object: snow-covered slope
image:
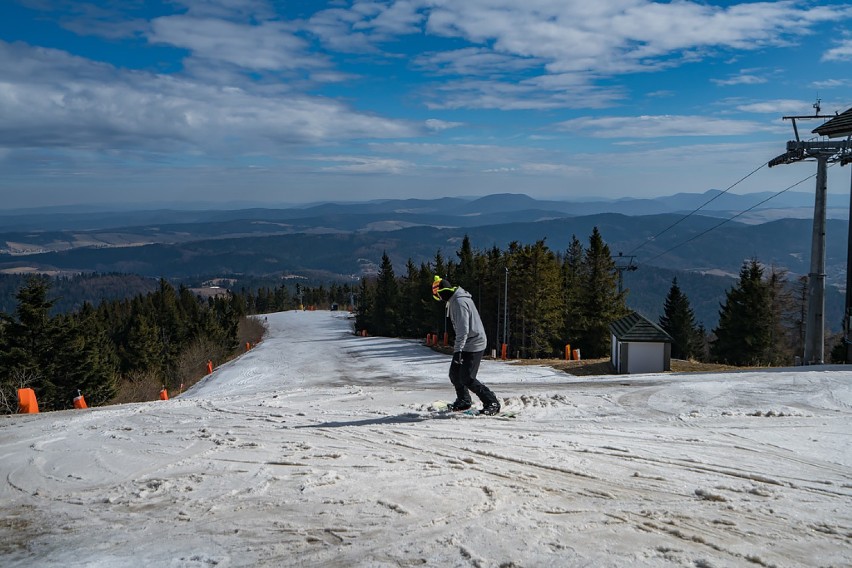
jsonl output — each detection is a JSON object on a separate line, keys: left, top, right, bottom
{"left": 1, "top": 311, "right": 850, "bottom": 567}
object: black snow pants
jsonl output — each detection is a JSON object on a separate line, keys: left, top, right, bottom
{"left": 449, "top": 350, "right": 498, "bottom": 406}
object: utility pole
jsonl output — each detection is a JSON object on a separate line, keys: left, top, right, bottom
{"left": 768, "top": 103, "right": 851, "bottom": 364}
{"left": 503, "top": 267, "right": 509, "bottom": 349}
{"left": 613, "top": 252, "right": 638, "bottom": 294}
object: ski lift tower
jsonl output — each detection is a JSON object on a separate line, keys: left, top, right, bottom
{"left": 814, "top": 107, "right": 852, "bottom": 363}
{"left": 768, "top": 102, "right": 852, "bottom": 364}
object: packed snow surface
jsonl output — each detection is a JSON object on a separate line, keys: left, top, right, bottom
{"left": 1, "top": 311, "right": 850, "bottom": 567}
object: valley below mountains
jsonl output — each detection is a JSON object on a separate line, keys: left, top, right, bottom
{"left": 0, "top": 192, "right": 847, "bottom": 331}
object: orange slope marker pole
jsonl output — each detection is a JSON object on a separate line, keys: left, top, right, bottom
{"left": 73, "top": 390, "right": 88, "bottom": 409}
{"left": 17, "top": 388, "right": 39, "bottom": 414}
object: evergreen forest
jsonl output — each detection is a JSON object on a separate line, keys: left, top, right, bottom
{"left": 1, "top": 227, "right": 846, "bottom": 414}
{"left": 355, "top": 230, "right": 632, "bottom": 360}
{"left": 353, "top": 231, "right": 846, "bottom": 366}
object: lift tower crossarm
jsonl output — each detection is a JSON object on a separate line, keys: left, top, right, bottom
{"left": 781, "top": 115, "right": 834, "bottom": 143}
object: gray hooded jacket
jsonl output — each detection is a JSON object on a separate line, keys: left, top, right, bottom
{"left": 447, "top": 286, "right": 487, "bottom": 353}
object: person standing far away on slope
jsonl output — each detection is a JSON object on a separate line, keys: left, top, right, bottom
{"left": 432, "top": 276, "right": 501, "bottom": 415}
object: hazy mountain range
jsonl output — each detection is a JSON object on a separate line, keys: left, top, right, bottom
{"left": 0, "top": 189, "right": 848, "bottom": 233}
{"left": 0, "top": 191, "right": 847, "bottom": 331}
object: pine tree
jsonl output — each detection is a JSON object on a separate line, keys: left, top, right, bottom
{"left": 432, "top": 250, "right": 447, "bottom": 281}
{"left": 766, "top": 266, "right": 796, "bottom": 365}
{"left": 561, "top": 235, "right": 584, "bottom": 351}
{"left": 398, "top": 259, "right": 426, "bottom": 338}
{"left": 124, "top": 312, "right": 163, "bottom": 374}
{"left": 372, "top": 252, "right": 399, "bottom": 337}
{"left": 5, "top": 277, "right": 61, "bottom": 408}
{"left": 578, "top": 228, "right": 629, "bottom": 358}
{"left": 503, "top": 241, "right": 523, "bottom": 354}
{"left": 712, "top": 259, "right": 773, "bottom": 366}
{"left": 455, "top": 235, "right": 477, "bottom": 294}
{"left": 511, "top": 240, "right": 564, "bottom": 358}
{"left": 430, "top": 250, "right": 451, "bottom": 338}
{"left": 272, "top": 285, "right": 291, "bottom": 311}
{"left": 0, "top": 312, "right": 15, "bottom": 414}
{"left": 151, "top": 279, "right": 184, "bottom": 373}
{"left": 482, "top": 245, "right": 505, "bottom": 350}
{"left": 51, "top": 308, "right": 118, "bottom": 408}
{"left": 354, "top": 278, "right": 375, "bottom": 335}
{"left": 659, "top": 278, "right": 701, "bottom": 360}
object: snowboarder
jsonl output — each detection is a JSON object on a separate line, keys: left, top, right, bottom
{"left": 432, "top": 275, "right": 501, "bottom": 415}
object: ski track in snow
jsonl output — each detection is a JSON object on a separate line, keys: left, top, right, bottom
{"left": 1, "top": 310, "right": 850, "bottom": 567}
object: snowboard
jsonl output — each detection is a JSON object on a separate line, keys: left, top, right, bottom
{"left": 430, "top": 400, "right": 518, "bottom": 419}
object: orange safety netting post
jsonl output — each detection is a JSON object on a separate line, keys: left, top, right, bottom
{"left": 73, "top": 390, "right": 88, "bottom": 409}
{"left": 443, "top": 332, "right": 449, "bottom": 347}
{"left": 159, "top": 387, "right": 169, "bottom": 401}
{"left": 246, "top": 342, "right": 251, "bottom": 351}
{"left": 17, "top": 388, "right": 39, "bottom": 414}
{"left": 206, "top": 360, "right": 213, "bottom": 374}
{"left": 572, "top": 348, "right": 581, "bottom": 361}
{"left": 565, "top": 344, "right": 572, "bottom": 360}
{"left": 501, "top": 343, "right": 508, "bottom": 360}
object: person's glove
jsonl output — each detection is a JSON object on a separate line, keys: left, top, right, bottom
{"left": 451, "top": 352, "right": 463, "bottom": 365}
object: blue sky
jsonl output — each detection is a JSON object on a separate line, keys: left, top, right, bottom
{"left": 1, "top": 0, "right": 851, "bottom": 210}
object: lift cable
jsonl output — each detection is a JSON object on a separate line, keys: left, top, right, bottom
{"left": 626, "top": 161, "right": 768, "bottom": 256}
{"left": 639, "top": 170, "right": 820, "bottom": 266}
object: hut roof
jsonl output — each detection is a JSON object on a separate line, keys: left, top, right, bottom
{"left": 812, "top": 107, "right": 852, "bottom": 138}
{"left": 610, "top": 312, "right": 673, "bottom": 343}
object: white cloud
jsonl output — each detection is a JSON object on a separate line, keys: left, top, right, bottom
{"left": 811, "top": 78, "right": 852, "bottom": 89}
{"left": 474, "top": 163, "right": 589, "bottom": 176}
{"left": 712, "top": 74, "right": 768, "bottom": 86}
{"left": 298, "top": 0, "right": 852, "bottom": 81}
{"left": 822, "top": 39, "right": 852, "bottom": 62}
{"left": 304, "top": 7, "right": 378, "bottom": 53}
{"left": 305, "top": 1, "right": 427, "bottom": 53}
{"left": 519, "top": 162, "right": 590, "bottom": 176}
{"left": 354, "top": 0, "right": 425, "bottom": 37}
{"left": 414, "top": 48, "right": 539, "bottom": 77}
{"left": 170, "top": 0, "right": 276, "bottom": 20}
{"left": 426, "top": 77, "right": 624, "bottom": 111}
{"left": 425, "top": 119, "right": 463, "bottom": 131}
{"left": 363, "top": 141, "right": 585, "bottom": 172}
{"left": 148, "top": 16, "right": 323, "bottom": 72}
{"left": 319, "top": 1, "right": 852, "bottom": 111}
{"left": 556, "top": 115, "right": 779, "bottom": 138}
{"left": 735, "top": 100, "right": 814, "bottom": 114}
{"left": 0, "top": 41, "right": 417, "bottom": 154}
{"left": 365, "top": 141, "right": 530, "bottom": 164}
{"left": 318, "top": 156, "right": 412, "bottom": 174}
{"left": 417, "top": 0, "right": 847, "bottom": 76}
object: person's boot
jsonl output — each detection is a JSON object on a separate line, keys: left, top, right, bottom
{"left": 448, "top": 399, "right": 472, "bottom": 411}
{"left": 470, "top": 383, "right": 499, "bottom": 414}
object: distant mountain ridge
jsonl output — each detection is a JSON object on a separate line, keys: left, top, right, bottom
{"left": 0, "top": 190, "right": 846, "bottom": 232}
{"left": 0, "top": 192, "right": 847, "bottom": 332}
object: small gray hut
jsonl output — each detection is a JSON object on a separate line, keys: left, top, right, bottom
{"left": 609, "top": 312, "right": 673, "bottom": 374}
